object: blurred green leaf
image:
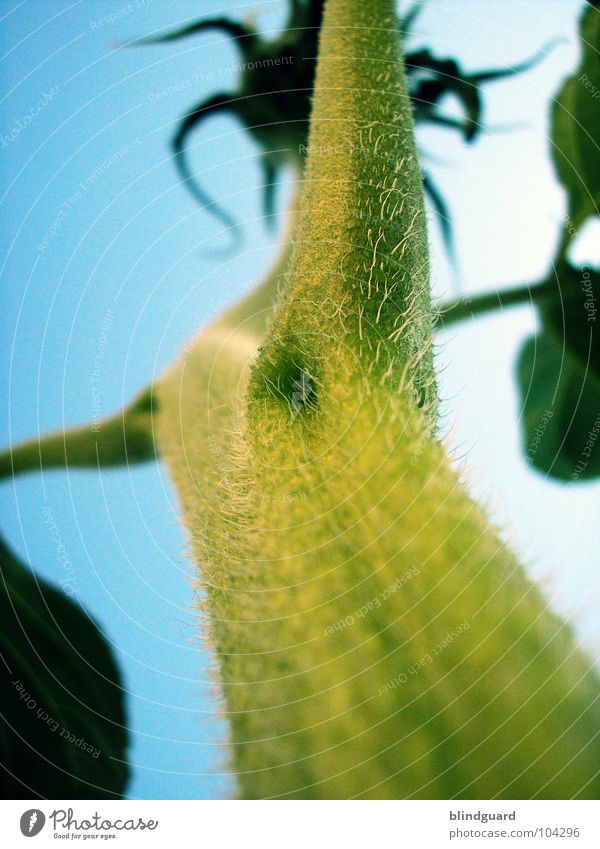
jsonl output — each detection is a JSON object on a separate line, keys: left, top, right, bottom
{"left": 551, "top": 1, "right": 600, "bottom": 238}
{"left": 517, "top": 266, "right": 600, "bottom": 479}
{"left": 516, "top": 0, "right": 600, "bottom": 482}
{"left": 541, "top": 263, "right": 600, "bottom": 376}
{"left": 0, "top": 536, "right": 129, "bottom": 798}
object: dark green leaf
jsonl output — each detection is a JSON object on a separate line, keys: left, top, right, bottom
{"left": 0, "top": 536, "right": 129, "bottom": 798}
{"left": 541, "top": 263, "right": 600, "bottom": 378}
{"left": 517, "top": 319, "right": 600, "bottom": 481}
{"left": 551, "top": 2, "right": 600, "bottom": 237}
{"left": 517, "top": 0, "right": 600, "bottom": 482}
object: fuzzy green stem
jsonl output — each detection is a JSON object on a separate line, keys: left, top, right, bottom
{"left": 0, "top": 388, "right": 157, "bottom": 479}
{"left": 149, "top": 0, "right": 600, "bottom": 801}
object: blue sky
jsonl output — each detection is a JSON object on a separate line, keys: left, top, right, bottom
{"left": 1, "top": 0, "right": 598, "bottom": 799}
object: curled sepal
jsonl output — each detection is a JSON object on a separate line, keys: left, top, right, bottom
{"left": 127, "top": 17, "right": 259, "bottom": 53}
{"left": 406, "top": 42, "right": 555, "bottom": 142}
{"left": 171, "top": 92, "right": 243, "bottom": 242}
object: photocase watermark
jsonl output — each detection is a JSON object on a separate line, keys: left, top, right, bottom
{"left": 80, "top": 137, "right": 143, "bottom": 192}
{"left": 378, "top": 620, "right": 470, "bottom": 695}
{"left": 37, "top": 138, "right": 142, "bottom": 253}
{"left": 20, "top": 809, "right": 46, "bottom": 837}
{"left": 49, "top": 807, "right": 158, "bottom": 834}
{"left": 90, "top": 309, "right": 116, "bottom": 430}
{"left": 299, "top": 140, "right": 401, "bottom": 166}
{"left": 526, "top": 409, "right": 553, "bottom": 465}
{"left": 579, "top": 72, "right": 600, "bottom": 100}
{"left": 42, "top": 504, "right": 78, "bottom": 596}
{"left": 147, "top": 55, "right": 294, "bottom": 103}
{"left": 11, "top": 680, "right": 101, "bottom": 759}
{"left": 581, "top": 265, "right": 597, "bottom": 322}
{"left": 18, "top": 806, "right": 160, "bottom": 839}
{"left": 324, "top": 566, "right": 420, "bottom": 636}
{"left": 571, "top": 410, "right": 600, "bottom": 481}
{"left": 89, "top": 0, "right": 154, "bottom": 31}
{"left": 0, "top": 86, "right": 59, "bottom": 149}
{"left": 302, "top": 199, "right": 403, "bottom": 228}
{"left": 256, "top": 491, "right": 308, "bottom": 504}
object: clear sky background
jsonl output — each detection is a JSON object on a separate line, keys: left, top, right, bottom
{"left": 1, "top": 0, "right": 598, "bottom": 799}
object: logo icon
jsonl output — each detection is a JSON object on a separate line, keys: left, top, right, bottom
{"left": 19, "top": 810, "right": 45, "bottom": 837}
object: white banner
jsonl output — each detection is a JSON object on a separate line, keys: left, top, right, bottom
{"left": 1, "top": 800, "right": 599, "bottom": 848}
